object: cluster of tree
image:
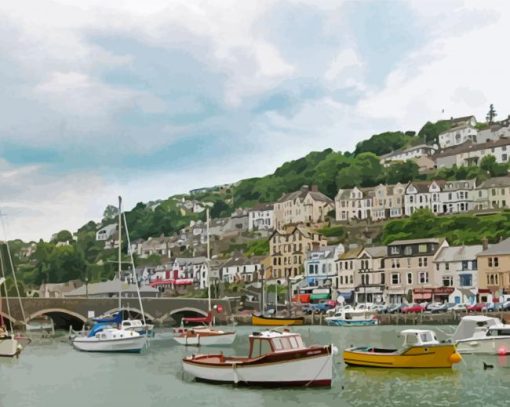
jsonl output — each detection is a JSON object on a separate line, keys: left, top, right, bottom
{"left": 381, "top": 209, "right": 510, "bottom": 246}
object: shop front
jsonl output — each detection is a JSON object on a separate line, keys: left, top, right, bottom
{"left": 412, "top": 287, "right": 454, "bottom": 303}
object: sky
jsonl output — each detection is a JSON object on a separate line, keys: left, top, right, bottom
{"left": 0, "top": 0, "right": 509, "bottom": 241}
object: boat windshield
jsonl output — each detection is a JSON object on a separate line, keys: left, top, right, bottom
{"left": 271, "top": 335, "right": 305, "bottom": 351}
{"left": 251, "top": 338, "right": 272, "bottom": 357}
{"left": 487, "top": 328, "right": 510, "bottom": 336}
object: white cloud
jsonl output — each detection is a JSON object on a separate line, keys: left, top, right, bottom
{"left": 358, "top": 1, "right": 510, "bottom": 129}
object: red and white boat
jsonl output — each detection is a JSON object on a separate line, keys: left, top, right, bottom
{"left": 172, "top": 312, "right": 236, "bottom": 346}
{"left": 182, "top": 330, "right": 335, "bottom": 387}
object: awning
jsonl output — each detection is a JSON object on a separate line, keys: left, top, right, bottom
{"left": 414, "top": 293, "right": 432, "bottom": 300}
{"left": 150, "top": 278, "right": 194, "bottom": 287}
{"left": 310, "top": 293, "right": 330, "bottom": 300}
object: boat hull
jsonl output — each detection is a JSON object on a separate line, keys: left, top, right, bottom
{"left": 456, "top": 337, "right": 510, "bottom": 354}
{"left": 326, "top": 318, "right": 377, "bottom": 327}
{"left": 72, "top": 335, "right": 146, "bottom": 353}
{"left": 343, "top": 344, "right": 460, "bottom": 368}
{"left": 183, "top": 347, "right": 332, "bottom": 387}
{"left": 0, "top": 338, "right": 22, "bottom": 357}
{"left": 173, "top": 332, "right": 236, "bottom": 346}
{"left": 251, "top": 315, "right": 304, "bottom": 326}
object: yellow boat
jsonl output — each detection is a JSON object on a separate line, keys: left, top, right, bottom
{"left": 343, "top": 329, "right": 462, "bottom": 368}
{"left": 251, "top": 314, "right": 305, "bottom": 326}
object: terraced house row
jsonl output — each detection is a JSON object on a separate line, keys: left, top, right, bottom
{"left": 335, "top": 176, "right": 510, "bottom": 222}
{"left": 302, "top": 237, "right": 510, "bottom": 306}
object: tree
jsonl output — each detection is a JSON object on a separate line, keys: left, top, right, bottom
{"left": 486, "top": 104, "right": 497, "bottom": 124}
{"left": 354, "top": 131, "right": 413, "bottom": 156}
{"left": 102, "top": 205, "right": 119, "bottom": 222}
{"left": 51, "top": 230, "right": 73, "bottom": 243}
{"left": 210, "top": 200, "right": 231, "bottom": 218}
{"left": 384, "top": 161, "right": 420, "bottom": 184}
{"left": 480, "top": 155, "right": 508, "bottom": 177}
{"left": 418, "top": 120, "right": 451, "bottom": 145}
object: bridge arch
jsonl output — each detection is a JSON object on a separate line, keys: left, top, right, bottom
{"left": 0, "top": 311, "right": 17, "bottom": 329}
{"left": 166, "top": 307, "right": 209, "bottom": 326}
{"left": 103, "top": 307, "right": 156, "bottom": 322}
{"left": 26, "top": 308, "right": 87, "bottom": 330}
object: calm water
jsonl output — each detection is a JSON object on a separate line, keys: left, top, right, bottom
{"left": 1, "top": 325, "right": 510, "bottom": 407}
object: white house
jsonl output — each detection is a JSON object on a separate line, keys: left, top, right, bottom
{"left": 219, "top": 256, "right": 264, "bottom": 283}
{"left": 248, "top": 204, "right": 274, "bottom": 231}
{"left": 433, "top": 245, "right": 484, "bottom": 304}
{"left": 438, "top": 116, "right": 478, "bottom": 148}
{"left": 380, "top": 144, "right": 437, "bottom": 166}
{"left": 304, "top": 244, "right": 345, "bottom": 288}
{"left": 438, "top": 179, "right": 477, "bottom": 214}
{"left": 404, "top": 181, "right": 444, "bottom": 216}
{"left": 435, "top": 138, "right": 510, "bottom": 169}
{"left": 354, "top": 246, "right": 387, "bottom": 304}
{"left": 96, "top": 224, "right": 117, "bottom": 241}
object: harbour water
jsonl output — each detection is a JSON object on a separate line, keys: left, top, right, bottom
{"left": 1, "top": 325, "right": 510, "bottom": 407}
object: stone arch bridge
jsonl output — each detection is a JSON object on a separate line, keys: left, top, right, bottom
{"left": 0, "top": 297, "right": 235, "bottom": 329}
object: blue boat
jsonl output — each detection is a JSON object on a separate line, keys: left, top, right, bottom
{"left": 325, "top": 309, "right": 378, "bottom": 327}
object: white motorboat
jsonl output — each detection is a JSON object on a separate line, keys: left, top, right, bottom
{"left": 0, "top": 330, "right": 23, "bottom": 358}
{"left": 453, "top": 315, "right": 510, "bottom": 355}
{"left": 72, "top": 325, "right": 146, "bottom": 353}
{"left": 182, "top": 330, "right": 334, "bottom": 387}
{"left": 173, "top": 326, "right": 236, "bottom": 346}
{"left": 120, "top": 319, "right": 155, "bottom": 337}
{"left": 325, "top": 309, "right": 378, "bottom": 327}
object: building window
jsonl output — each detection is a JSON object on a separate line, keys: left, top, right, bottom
{"left": 489, "top": 257, "right": 499, "bottom": 267}
{"left": 443, "top": 276, "right": 453, "bottom": 287}
{"left": 445, "top": 262, "right": 449, "bottom": 271}
{"left": 391, "top": 273, "right": 400, "bottom": 285}
{"left": 419, "top": 272, "right": 429, "bottom": 284}
{"left": 390, "top": 246, "right": 400, "bottom": 255}
{"left": 418, "top": 244, "right": 427, "bottom": 253}
{"left": 461, "top": 261, "right": 469, "bottom": 270}
{"left": 407, "top": 272, "right": 412, "bottom": 285}
{"left": 460, "top": 274, "right": 472, "bottom": 287}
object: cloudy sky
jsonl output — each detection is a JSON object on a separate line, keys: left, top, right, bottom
{"left": 0, "top": 0, "right": 509, "bottom": 241}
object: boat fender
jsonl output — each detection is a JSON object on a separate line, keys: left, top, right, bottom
{"left": 331, "top": 345, "right": 339, "bottom": 355}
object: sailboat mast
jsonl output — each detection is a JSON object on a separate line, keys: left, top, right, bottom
{"left": 0, "top": 246, "right": 13, "bottom": 336}
{"left": 206, "top": 208, "right": 211, "bottom": 315}
{"left": 117, "top": 196, "right": 122, "bottom": 311}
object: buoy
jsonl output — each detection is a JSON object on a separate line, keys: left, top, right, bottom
{"left": 449, "top": 352, "right": 462, "bottom": 364}
{"left": 498, "top": 347, "right": 507, "bottom": 356}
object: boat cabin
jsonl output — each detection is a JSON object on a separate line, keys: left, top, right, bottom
{"left": 400, "top": 330, "right": 440, "bottom": 347}
{"left": 452, "top": 316, "right": 502, "bottom": 342}
{"left": 248, "top": 331, "right": 306, "bottom": 358}
{"left": 485, "top": 325, "right": 510, "bottom": 337}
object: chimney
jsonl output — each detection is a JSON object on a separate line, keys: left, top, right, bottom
{"left": 311, "top": 184, "right": 319, "bottom": 192}
{"left": 301, "top": 185, "right": 309, "bottom": 192}
{"left": 482, "top": 237, "right": 489, "bottom": 250}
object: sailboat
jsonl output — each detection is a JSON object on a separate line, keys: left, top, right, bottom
{"left": 172, "top": 209, "right": 236, "bottom": 346}
{"left": 0, "top": 277, "right": 23, "bottom": 357}
{"left": 251, "top": 275, "right": 304, "bottom": 326}
{"left": 72, "top": 197, "right": 147, "bottom": 353}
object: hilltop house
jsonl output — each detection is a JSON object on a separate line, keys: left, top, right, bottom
{"left": 438, "top": 115, "right": 478, "bottom": 148}
{"left": 248, "top": 203, "right": 274, "bottom": 231}
{"left": 335, "top": 187, "right": 374, "bottom": 222}
{"left": 96, "top": 224, "right": 117, "bottom": 241}
{"left": 379, "top": 144, "right": 437, "bottom": 167}
{"left": 273, "top": 185, "right": 333, "bottom": 230}
{"left": 435, "top": 138, "right": 510, "bottom": 168}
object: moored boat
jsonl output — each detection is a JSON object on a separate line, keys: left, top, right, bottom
{"left": 72, "top": 323, "right": 146, "bottom": 353}
{"left": 173, "top": 326, "right": 236, "bottom": 346}
{"left": 251, "top": 314, "right": 305, "bottom": 326}
{"left": 343, "top": 329, "right": 462, "bottom": 368}
{"left": 182, "top": 330, "right": 334, "bottom": 387}
{"left": 453, "top": 315, "right": 510, "bottom": 355}
{"left": 325, "top": 309, "right": 378, "bottom": 327}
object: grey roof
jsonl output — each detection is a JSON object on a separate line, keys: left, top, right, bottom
{"left": 478, "top": 238, "right": 510, "bottom": 256}
{"left": 364, "top": 246, "right": 387, "bottom": 258}
{"left": 388, "top": 238, "right": 444, "bottom": 246}
{"left": 380, "top": 144, "right": 435, "bottom": 160}
{"left": 336, "top": 187, "right": 375, "bottom": 200}
{"left": 221, "top": 256, "right": 265, "bottom": 268}
{"left": 249, "top": 203, "right": 274, "bottom": 211}
{"left": 479, "top": 176, "right": 510, "bottom": 188}
{"left": 174, "top": 257, "right": 208, "bottom": 265}
{"left": 443, "top": 179, "right": 477, "bottom": 191}
{"left": 435, "top": 138, "right": 510, "bottom": 159}
{"left": 65, "top": 279, "right": 158, "bottom": 297}
{"left": 277, "top": 186, "right": 333, "bottom": 204}
{"left": 434, "top": 245, "right": 484, "bottom": 262}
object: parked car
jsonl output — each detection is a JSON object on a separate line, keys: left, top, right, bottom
{"left": 302, "top": 301, "right": 335, "bottom": 314}
{"left": 430, "top": 303, "right": 449, "bottom": 313}
{"left": 502, "top": 301, "right": 510, "bottom": 311}
{"left": 386, "top": 303, "right": 407, "bottom": 314}
{"left": 467, "top": 303, "right": 486, "bottom": 313}
{"left": 486, "top": 302, "right": 505, "bottom": 312}
{"left": 425, "top": 302, "right": 442, "bottom": 312}
{"left": 374, "top": 304, "right": 388, "bottom": 313}
{"left": 402, "top": 303, "right": 425, "bottom": 314}
{"left": 449, "top": 303, "right": 468, "bottom": 312}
